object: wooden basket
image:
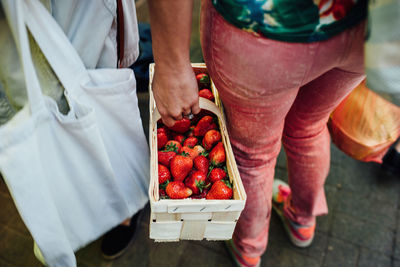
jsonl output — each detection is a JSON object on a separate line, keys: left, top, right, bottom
{"left": 148, "top": 63, "right": 246, "bottom": 242}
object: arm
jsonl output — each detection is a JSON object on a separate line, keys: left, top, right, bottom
{"left": 148, "top": 0, "right": 200, "bottom": 127}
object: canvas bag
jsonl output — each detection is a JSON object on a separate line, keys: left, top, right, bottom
{"left": 22, "top": 0, "right": 150, "bottom": 214}
{"left": 0, "top": 0, "right": 149, "bottom": 266}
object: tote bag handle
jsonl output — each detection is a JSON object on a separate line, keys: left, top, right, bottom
{"left": 2, "top": 0, "right": 46, "bottom": 114}
{"left": 20, "top": 0, "right": 89, "bottom": 97}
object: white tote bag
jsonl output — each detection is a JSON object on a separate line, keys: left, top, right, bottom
{"left": 0, "top": 0, "right": 149, "bottom": 266}
{"left": 22, "top": 0, "right": 150, "bottom": 214}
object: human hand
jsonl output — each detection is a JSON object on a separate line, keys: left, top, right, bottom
{"left": 152, "top": 63, "right": 201, "bottom": 127}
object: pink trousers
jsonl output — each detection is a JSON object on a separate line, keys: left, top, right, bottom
{"left": 201, "top": 0, "right": 366, "bottom": 257}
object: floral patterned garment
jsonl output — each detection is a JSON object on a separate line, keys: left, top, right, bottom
{"left": 212, "top": 0, "right": 367, "bottom": 42}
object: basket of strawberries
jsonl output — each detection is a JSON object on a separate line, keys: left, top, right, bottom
{"left": 148, "top": 63, "right": 246, "bottom": 241}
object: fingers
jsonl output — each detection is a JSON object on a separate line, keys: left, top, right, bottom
{"left": 152, "top": 65, "right": 200, "bottom": 127}
{"left": 182, "top": 107, "right": 192, "bottom": 117}
{"left": 158, "top": 99, "right": 199, "bottom": 127}
{"left": 191, "top": 100, "right": 201, "bottom": 115}
{"left": 161, "top": 116, "right": 176, "bottom": 128}
{"left": 158, "top": 106, "right": 182, "bottom": 127}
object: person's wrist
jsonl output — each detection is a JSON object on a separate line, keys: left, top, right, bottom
{"left": 154, "top": 57, "right": 192, "bottom": 74}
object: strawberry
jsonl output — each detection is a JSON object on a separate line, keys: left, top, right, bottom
{"left": 173, "top": 133, "right": 185, "bottom": 144}
{"left": 166, "top": 181, "right": 193, "bottom": 199}
{"left": 158, "top": 140, "right": 180, "bottom": 166}
{"left": 158, "top": 126, "right": 171, "bottom": 137}
{"left": 202, "top": 129, "right": 222, "bottom": 150}
{"left": 196, "top": 73, "right": 210, "bottom": 89}
{"left": 165, "top": 140, "right": 182, "bottom": 153}
{"left": 209, "top": 142, "right": 226, "bottom": 166}
{"left": 191, "top": 111, "right": 204, "bottom": 125}
{"left": 181, "top": 145, "right": 205, "bottom": 160}
{"left": 170, "top": 154, "right": 193, "bottom": 182}
{"left": 158, "top": 151, "right": 176, "bottom": 167}
{"left": 206, "top": 180, "right": 233, "bottom": 200}
{"left": 193, "top": 155, "right": 209, "bottom": 174}
{"left": 209, "top": 167, "right": 227, "bottom": 183}
{"left": 193, "top": 145, "right": 205, "bottom": 157}
{"left": 158, "top": 164, "right": 171, "bottom": 184}
{"left": 180, "top": 146, "right": 197, "bottom": 160}
{"left": 159, "top": 189, "right": 167, "bottom": 199}
{"left": 199, "top": 188, "right": 209, "bottom": 199}
{"left": 187, "top": 125, "right": 196, "bottom": 137}
{"left": 191, "top": 110, "right": 215, "bottom": 125}
{"left": 157, "top": 128, "right": 169, "bottom": 150}
{"left": 194, "top": 116, "right": 217, "bottom": 137}
{"left": 191, "top": 189, "right": 209, "bottom": 199}
{"left": 168, "top": 118, "right": 191, "bottom": 133}
{"left": 186, "top": 169, "right": 196, "bottom": 180}
{"left": 199, "top": 88, "right": 214, "bottom": 101}
{"left": 183, "top": 136, "right": 198, "bottom": 148}
{"left": 185, "top": 170, "right": 209, "bottom": 195}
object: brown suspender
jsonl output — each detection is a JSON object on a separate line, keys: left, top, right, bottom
{"left": 116, "top": 0, "right": 125, "bottom": 68}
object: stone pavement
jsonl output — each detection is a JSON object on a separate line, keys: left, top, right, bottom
{"left": 1, "top": 0, "right": 400, "bottom": 266}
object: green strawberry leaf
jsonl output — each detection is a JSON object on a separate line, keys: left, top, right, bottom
{"left": 164, "top": 143, "right": 178, "bottom": 152}
{"left": 207, "top": 165, "right": 215, "bottom": 177}
{"left": 210, "top": 160, "right": 223, "bottom": 168}
{"left": 223, "top": 179, "right": 232, "bottom": 189}
{"left": 180, "top": 151, "right": 190, "bottom": 157}
{"left": 200, "top": 151, "right": 209, "bottom": 157}
{"left": 159, "top": 180, "right": 170, "bottom": 190}
{"left": 200, "top": 75, "right": 210, "bottom": 83}
{"left": 223, "top": 166, "right": 229, "bottom": 178}
{"left": 195, "top": 180, "right": 205, "bottom": 193}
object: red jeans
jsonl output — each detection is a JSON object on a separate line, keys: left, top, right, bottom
{"left": 201, "top": 0, "right": 366, "bottom": 258}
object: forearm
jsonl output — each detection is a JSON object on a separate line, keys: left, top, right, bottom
{"left": 147, "top": 0, "right": 200, "bottom": 126}
{"left": 148, "top": 0, "right": 193, "bottom": 70}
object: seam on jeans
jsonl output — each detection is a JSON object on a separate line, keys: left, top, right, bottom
{"left": 298, "top": 43, "right": 320, "bottom": 87}
{"left": 338, "top": 21, "right": 366, "bottom": 66}
{"left": 339, "top": 30, "right": 353, "bottom": 66}
{"left": 282, "top": 125, "right": 327, "bottom": 143}
{"left": 208, "top": 6, "right": 234, "bottom": 92}
{"left": 329, "top": 67, "right": 365, "bottom": 76}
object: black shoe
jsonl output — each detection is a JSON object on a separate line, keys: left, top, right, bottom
{"left": 382, "top": 148, "right": 400, "bottom": 176}
{"left": 101, "top": 209, "right": 143, "bottom": 260}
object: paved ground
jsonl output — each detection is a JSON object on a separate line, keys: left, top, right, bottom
{"left": 1, "top": 1, "right": 400, "bottom": 266}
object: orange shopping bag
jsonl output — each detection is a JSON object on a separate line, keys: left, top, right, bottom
{"left": 328, "top": 81, "right": 400, "bottom": 163}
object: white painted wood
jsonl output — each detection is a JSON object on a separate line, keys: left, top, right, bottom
{"left": 150, "top": 220, "right": 182, "bottom": 240}
{"left": 204, "top": 221, "right": 236, "bottom": 240}
{"left": 180, "top": 221, "right": 206, "bottom": 240}
{"left": 180, "top": 212, "right": 212, "bottom": 221}
{"left": 211, "top": 211, "right": 241, "bottom": 222}
{"left": 154, "top": 213, "right": 178, "bottom": 222}
{"left": 167, "top": 201, "right": 245, "bottom": 213}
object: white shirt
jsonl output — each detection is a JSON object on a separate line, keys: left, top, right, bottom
{"left": 0, "top": 0, "right": 139, "bottom": 124}
{"left": 50, "top": 0, "right": 139, "bottom": 68}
